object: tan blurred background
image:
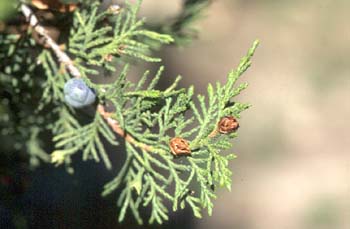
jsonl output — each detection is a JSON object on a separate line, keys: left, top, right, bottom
{"left": 140, "top": 0, "right": 350, "bottom": 228}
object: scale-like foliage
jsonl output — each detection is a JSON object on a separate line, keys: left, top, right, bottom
{"left": 88, "top": 42, "right": 258, "bottom": 223}
{"left": 68, "top": 1, "right": 173, "bottom": 75}
{"left": 99, "top": 41, "right": 258, "bottom": 223}
{"left": 52, "top": 109, "right": 118, "bottom": 169}
{"left": 0, "top": 0, "right": 259, "bottom": 225}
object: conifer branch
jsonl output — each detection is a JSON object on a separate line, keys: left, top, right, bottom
{"left": 97, "top": 104, "right": 165, "bottom": 154}
{"left": 10, "top": 1, "right": 259, "bottom": 224}
{"left": 21, "top": 3, "right": 158, "bottom": 157}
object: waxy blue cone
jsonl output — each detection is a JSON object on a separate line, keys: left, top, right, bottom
{"left": 64, "top": 78, "right": 96, "bottom": 108}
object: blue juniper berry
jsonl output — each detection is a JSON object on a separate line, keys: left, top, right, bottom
{"left": 64, "top": 78, "right": 96, "bottom": 108}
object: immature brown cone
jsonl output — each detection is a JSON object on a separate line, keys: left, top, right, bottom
{"left": 218, "top": 116, "right": 239, "bottom": 134}
{"left": 169, "top": 137, "right": 191, "bottom": 156}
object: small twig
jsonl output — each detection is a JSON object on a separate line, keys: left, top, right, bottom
{"left": 21, "top": 4, "right": 156, "bottom": 153}
{"left": 21, "top": 4, "right": 81, "bottom": 78}
{"left": 208, "top": 129, "right": 218, "bottom": 138}
{"left": 97, "top": 105, "right": 155, "bottom": 152}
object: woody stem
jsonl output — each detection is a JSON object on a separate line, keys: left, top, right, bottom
{"left": 21, "top": 3, "right": 157, "bottom": 153}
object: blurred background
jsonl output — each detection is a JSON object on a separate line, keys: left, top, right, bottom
{"left": 1, "top": 0, "right": 350, "bottom": 228}
{"left": 141, "top": 0, "right": 350, "bottom": 228}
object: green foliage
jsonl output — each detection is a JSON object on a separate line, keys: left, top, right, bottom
{"left": 0, "top": 0, "right": 259, "bottom": 225}
{"left": 0, "top": 32, "right": 50, "bottom": 166}
{"left": 68, "top": 1, "right": 173, "bottom": 75}
{"left": 38, "top": 50, "right": 70, "bottom": 107}
{"left": 101, "top": 40, "right": 257, "bottom": 224}
{"left": 52, "top": 108, "right": 118, "bottom": 170}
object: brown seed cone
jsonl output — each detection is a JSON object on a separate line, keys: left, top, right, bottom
{"left": 218, "top": 116, "right": 239, "bottom": 134}
{"left": 169, "top": 137, "right": 191, "bottom": 156}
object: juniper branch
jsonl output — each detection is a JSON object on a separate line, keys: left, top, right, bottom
{"left": 20, "top": 3, "right": 159, "bottom": 157}
{"left": 97, "top": 104, "right": 166, "bottom": 154}
{"left": 15, "top": 1, "right": 259, "bottom": 224}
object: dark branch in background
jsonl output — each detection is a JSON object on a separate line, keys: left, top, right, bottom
{"left": 153, "top": 0, "right": 211, "bottom": 45}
